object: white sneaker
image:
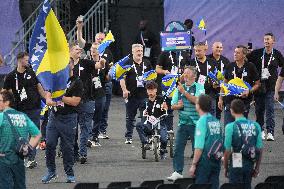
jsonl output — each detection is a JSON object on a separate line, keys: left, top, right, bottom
{"left": 261, "top": 131, "right": 266, "bottom": 140}
{"left": 266, "top": 133, "right": 274, "bottom": 141}
{"left": 25, "top": 160, "right": 37, "bottom": 169}
{"left": 98, "top": 133, "right": 104, "bottom": 139}
{"left": 125, "top": 138, "right": 132, "bottom": 144}
{"left": 167, "top": 171, "right": 183, "bottom": 181}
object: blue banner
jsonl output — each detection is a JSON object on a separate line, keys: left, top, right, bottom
{"left": 160, "top": 31, "right": 191, "bottom": 52}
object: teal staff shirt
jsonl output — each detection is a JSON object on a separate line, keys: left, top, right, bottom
{"left": 224, "top": 117, "right": 263, "bottom": 151}
{"left": 0, "top": 108, "right": 40, "bottom": 164}
{"left": 171, "top": 82, "right": 205, "bottom": 126}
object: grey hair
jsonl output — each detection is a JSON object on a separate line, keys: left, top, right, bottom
{"left": 184, "top": 66, "right": 197, "bottom": 77}
{"left": 132, "top": 44, "right": 143, "bottom": 50}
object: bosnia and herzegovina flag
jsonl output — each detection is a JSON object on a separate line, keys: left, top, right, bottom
{"left": 143, "top": 70, "right": 157, "bottom": 81}
{"left": 197, "top": 18, "right": 206, "bottom": 35}
{"left": 162, "top": 74, "right": 179, "bottom": 97}
{"left": 220, "top": 78, "right": 252, "bottom": 96}
{"left": 109, "top": 55, "right": 131, "bottom": 81}
{"left": 29, "top": 0, "right": 69, "bottom": 100}
{"left": 208, "top": 68, "right": 224, "bottom": 84}
{"left": 98, "top": 31, "right": 115, "bottom": 56}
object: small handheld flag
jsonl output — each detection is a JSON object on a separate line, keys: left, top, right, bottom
{"left": 109, "top": 55, "right": 131, "bottom": 81}
{"left": 143, "top": 70, "right": 157, "bottom": 81}
{"left": 98, "top": 31, "right": 115, "bottom": 56}
{"left": 197, "top": 18, "right": 206, "bottom": 35}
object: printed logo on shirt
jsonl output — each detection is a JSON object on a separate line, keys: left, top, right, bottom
{"left": 208, "top": 121, "right": 221, "bottom": 135}
{"left": 8, "top": 114, "right": 26, "bottom": 127}
{"left": 238, "top": 123, "right": 256, "bottom": 137}
{"left": 26, "top": 75, "right": 31, "bottom": 79}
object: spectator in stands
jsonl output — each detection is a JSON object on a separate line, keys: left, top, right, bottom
{"left": 189, "top": 94, "right": 223, "bottom": 189}
{"left": 274, "top": 66, "right": 284, "bottom": 134}
{"left": 0, "top": 53, "right": 3, "bottom": 67}
{"left": 0, "top": 90, "right": 41, "bottom": 189}
{"left": 167, "top": 66, "right": 205, "bottom": 181}
{"left": 184, "top": 19, "right": 195, "bottom": 59}
{"left": 247, "top": 33, "right": 284, "bottom": 141}
{"left": 218, "top": 45, "right": 260, "bottom": 126}
{"left": 3, "top": 52, "right": 46, "bottom": 169}
{"left": 120, "top": 44, "right": 152, "bottom": 144}
{"left": 42, "top": 58, "right": 83, "bottom": 184}
{"left": 224, "top": 99, "right": 263, "bottom": 189}
{"left": 134, "top": 19, "right": 159, "bottom": 68}
{"left": 207, "top": 42, "right": 230, "bottom": 120}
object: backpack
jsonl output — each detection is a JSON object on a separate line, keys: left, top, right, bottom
{"left": 204, "top": 116, "right": 224, "bottom": 162}
{"left": 235, "top": 121, "right": 260, "bottom": 162}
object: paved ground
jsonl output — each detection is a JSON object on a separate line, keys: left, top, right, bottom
{"left": 26, "top": 96, "right": 284, "bottom": 189}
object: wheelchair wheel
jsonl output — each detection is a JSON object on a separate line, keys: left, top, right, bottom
{"left": 168, "top": 132, "right": 174, "bottom": 158}
{"left": 153, "top": 136, "right": 159, "bottom": 162}
{"left": 142, "top": 146, "right": 146, "bottom": 159}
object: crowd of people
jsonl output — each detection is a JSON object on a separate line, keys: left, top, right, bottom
{"left": 0, "top": 17, "right": 284, "bottom": 189}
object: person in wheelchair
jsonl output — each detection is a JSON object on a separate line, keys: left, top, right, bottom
{"left": 136, "top": 81, "right": 168, "bottom": 159}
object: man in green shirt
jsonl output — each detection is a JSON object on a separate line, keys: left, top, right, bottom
{"left": 167, "top": 66, "right": 205, "bottom": 181}
{"left": 0, "top": 90, "right": 41, "bottom": 189}
{"left": 189, "top": 94, "right": 223, "bottom": 189}
{"left": 224, "top": 99, "right": 263, "bottom": 189}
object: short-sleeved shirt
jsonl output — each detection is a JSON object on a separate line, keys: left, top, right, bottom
{"left": 3, "top": 68, "right": 41, "bottom": 111}
{"left": 280, "top": 66, "right": 284, "bottom": 77}
{"left": 53, "top": 76, "right": 83, "bottom": 115}
{"left": 144, "top": 95, "right": 166, "bottom": 118}
{"left": 247, "top": 48, "right": 284, "bottom": 91}
{"left": 0, "top": 108, "right": 40, "bottom": 164}
{"left": 156, "top": 51, "right": 190, "bottom": 94}
{"left": 195, "top": 113, "right": 222, "bottom": 149}
{"left": 84, "top": 43, "right": 113, "bottom": 85}
{"left": 124, "top": 58, "right": 152, "bottom": 99}
{"left": 92, "top": 68, "right": 106, "bottom": 99}
{"left": 223, "top": 62, "right": 259, "bottom": 105}
{"left": 207, "top": 54, "right": 230, "bottom": 73}
{"left": 224, "top": 117, "right": 263, "bottom": 151}
{"left": 171, "top": 82, "right": 204, "bottom": 126}
{"left": 73, "top": 59, "right": 96, "bottom": 101}
{"left": 189, "top": 57, "right": 218, "bottom": 97}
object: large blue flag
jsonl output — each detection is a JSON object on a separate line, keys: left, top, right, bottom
{"left": 29, "top": 0, "right": 69, "bottom": 100}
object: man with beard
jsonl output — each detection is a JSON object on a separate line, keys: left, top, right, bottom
{"left": 3, "top": 52, "right": 46, "bottom": 168}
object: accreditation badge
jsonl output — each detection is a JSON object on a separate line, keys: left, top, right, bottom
{"left": 232, "top": 153, "right": 243, "bottom": 168}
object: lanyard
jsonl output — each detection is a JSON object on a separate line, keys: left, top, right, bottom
{"left": 262, "top": 48, "right": 274, "bottom": 69}
{"left": 233, "top": 66, "right": 246, "bottom": 79}
{"left": 140, "top": 32, "right": 146, "bottom": 46}
{"left": 146, "top": 99, "right": 157, "bottom": 114}
{"left": 220, "top": 60, "right": 224, "bottom": 73}
{"left": 133, "top": 61, "right": 145, "bottom": 77}
{"left": 195, "top": 58, "right": 209, "bottom": 75}
{"left": 169, "top": 51, "right": 182, "bottom": 71}
{"left": 15, "top": 72, "right": 26, "bottom": 91}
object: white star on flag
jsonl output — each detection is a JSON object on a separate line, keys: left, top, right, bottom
{"left": 33, "top": 43, "right": 44, "bottom": 53}
{"left": 42, "top": 4, "right": 48, "bottom": 13}
{"left": 31, "top": 54, "right": 39, "bottom": 63}
{"left": 41, "top": 26, "right": 46, "bottom": 33}
{"left": 37, "top": 34, "right": 46, "bottom": 44}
